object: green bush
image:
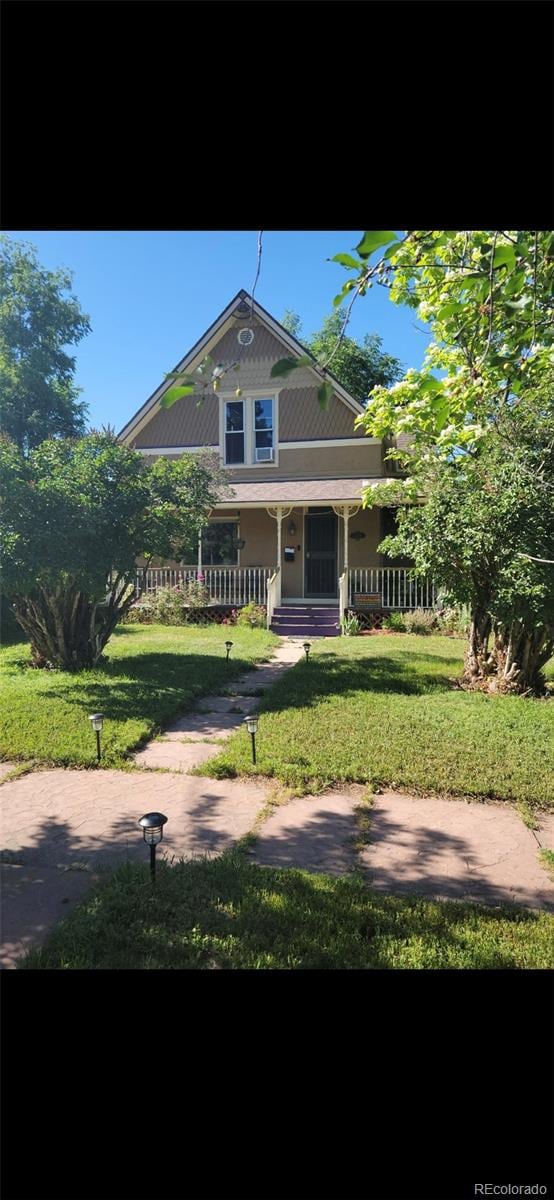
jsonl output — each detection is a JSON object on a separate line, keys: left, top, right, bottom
{"left": 436, "top": 606, "right": 470, "bottom": 637}
{"left": 382, "top": 611, "right": 406, "bottom": 632}
{"left": 341, "top": 611, "right": 361, "bottom": 636}
{"left": 236, "top": 602, "right": 266, "bottom": 629}
{"left": 403, "top": 608, "right": 437, "bottom": 634}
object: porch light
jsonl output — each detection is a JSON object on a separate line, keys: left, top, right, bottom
{"left": 232, "top": 537, "right": 246, "bottom": 550}
{"left": 225, "top": 640, "right": 233, "bottom": 661}
{"left": 138, "top": 812, "right": 168, "bottom": 886}
{"left": 287, "top": 520, "right": 296, "bottom": 536}
{"left": 244, "top": 715, "right": 258, "bottom": 764}
{"left": 303, "top": 642, "right": 311, "bottom": 662}
{"left": 88, "top": 713, "right": 104, "bottom": 761}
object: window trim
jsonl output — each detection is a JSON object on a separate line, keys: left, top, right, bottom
{"left": 220, "top": 389, "right": 280, "bottom": 468}
{"left": 224, "top": 398, "right": 245, "bottom": 466}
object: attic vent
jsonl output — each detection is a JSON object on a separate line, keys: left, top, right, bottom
{"left": 237, "top": 328, "right": 254, "bottom": 346}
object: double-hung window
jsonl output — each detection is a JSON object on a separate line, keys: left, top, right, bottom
{"left": 223, "top": 394, "right": 276, "bottom": 465}
{"left": 253, "top": 398, "right": 274, "bottom": 461}
{"left": 225, "top": 400, "right": 245, "bottom": 464}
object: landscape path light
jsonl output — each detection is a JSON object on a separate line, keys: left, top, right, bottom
{"left": 225, "top": 640, "right": 233, "bottom": 662}
{"left": 303, "top": 642, "right": 311, "bottom": 663}
{"left": 88, "top": 713, "right": 104, "bottom": 761}
{"left": 138, "top": 812, "right": 168, "bottom": 887}
{"left": 244, "top": 714, "right": 258, "bottom": 764}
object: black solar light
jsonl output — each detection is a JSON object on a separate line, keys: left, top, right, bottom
{"left": 138, "top": 812, "right": 168, "bottom": 886}
{"left": 249, "top": 616, "right": 256, "bottom": 629}
{"left": 303, "top": 642, "right": 311, "bottom": 663}
{"left": 244, "top": 715, "right": 259, "bottom": 764}
{"left": 225, "top": 640, "right": 233, "bottom": 662}
{"left": 88, "top": 713, "right": 104, "bottom": 761}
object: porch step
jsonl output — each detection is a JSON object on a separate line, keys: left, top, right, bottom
{"left": 271, "top": 606, "right": 340, "bottom": 638}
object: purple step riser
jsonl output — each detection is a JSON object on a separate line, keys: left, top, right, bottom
{"left": 271, "top": 626, "right": 339, "bottom": 637}
{"left": 272, "top": 620, "right": 339, "bottom": 629}
{"left": 273, "top": 608, "right": 339, "bottom": 615}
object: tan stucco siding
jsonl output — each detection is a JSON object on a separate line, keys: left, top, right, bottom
{"left": 224, "top": 443, "right": 383, "bottom": 481}
{"left": 137, "top": 505, "right": 385, "bottom": 578}
{"left": 279, "top": 388, "right": 363, "bottom": 440}
{"left": 133, "top": 394, "right": 219, "bottom": 448}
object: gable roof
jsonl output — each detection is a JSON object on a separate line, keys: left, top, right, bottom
{"left": 117, "top": 290, "right": 365, "bottom": 445}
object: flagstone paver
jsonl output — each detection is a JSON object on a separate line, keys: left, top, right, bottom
{"left": 0, "top": 768, "right": 268, "bottom": 967}
{"left": 252, "top": 789, "right": 363, "bottom": 875}
{"left": 358, "top": 791, "right": 554, "bottom": 911}
{"left": 131, "top": 637, "right": 306, "bottom": 771}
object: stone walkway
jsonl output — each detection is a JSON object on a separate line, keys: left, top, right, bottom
{"left": 1, "top": 637, "right": 553, "bottom": 966}
{"left": 133, "top": 638, "right": 304, "bottom": 771}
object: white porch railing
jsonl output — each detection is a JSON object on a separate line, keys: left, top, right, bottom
{"left": 136, "top": 567, "right": 271, "bottom": 606}
{"left": 348, "top": 567, "right": 437, "bottom": 609}
{"left": 266, "top": 568, "right": 280, "bottom": 629}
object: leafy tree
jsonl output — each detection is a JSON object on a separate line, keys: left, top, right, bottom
{"left": 0, "top": 433, "right": 226, "bottom": 668}
{"left": 0, "top": 236, "right": 91, "bottom": 453}
{"left": 377, "top": 375, "right": 554, "bottom": 693}
{"left": 280, "top": 308, "right": 403, "bottom": 406}
{"left": 273, "top": 230, "right": 553, "bottom": 457}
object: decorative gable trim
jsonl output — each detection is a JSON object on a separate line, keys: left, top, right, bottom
{"left": 118, "top": 290, "right": 366, "bottom": 446}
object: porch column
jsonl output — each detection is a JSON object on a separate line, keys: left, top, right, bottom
{"left": 266, "top": 506, "right": 293, "bottom": 606}
{"left": 332, "top": 504, "right": 360, "bottom": 599}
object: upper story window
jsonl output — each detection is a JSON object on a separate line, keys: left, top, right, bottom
{"left": 225, "top": 400, "right": 245, "bottom": 464}
{"left": 254, "top": 398, "right": 274, "bottom": 461}
{"left": 223, "top": 393, "right": 277, "bottom": 466}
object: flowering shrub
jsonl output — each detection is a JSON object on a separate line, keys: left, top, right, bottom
{"left": 180, "top": 579, "right": 210, "bottom": 608}
{"left": 236, "top": 602, "right": 266, "bottom": 628}
{"left": 121, "top": 595, "right": 156, "bottom": 624}
{"left": 402, "top": 608, "right": 437, "bottom": 634}
{"left": 220, "top": 609, "right": 238, "bottom": 626}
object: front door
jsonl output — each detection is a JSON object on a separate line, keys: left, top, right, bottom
{"left": 305, "top": 509, "right": 337, "bottom": 597}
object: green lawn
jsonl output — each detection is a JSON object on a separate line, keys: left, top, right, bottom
{"left": 0, "top": 625, "right": 278, "bottom": 768}
{"left": 202, "top": 635, "right": 554, "bottom": 810}
{"left": 21, "top": 854, "right": 554, "bottom": 970}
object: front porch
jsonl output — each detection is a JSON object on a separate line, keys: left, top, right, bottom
{"left": 136, "top": 564, "right": 437, "bottom": 622}
{"left": 135, "top": 499, "right": 436, "bottom": 631}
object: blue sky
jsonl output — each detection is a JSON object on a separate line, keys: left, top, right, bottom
{"left": 6, "top": 231, "right": 431, "bottom": 432}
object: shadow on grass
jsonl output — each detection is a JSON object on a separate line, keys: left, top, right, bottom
{"left": 5, "top": 793, "right": 552, "bottom": 970}
{"left": 18, "top": 847, "right": 551, "bottom": 970}
{"left": 255, "top": 652, "right": 459, "bottom": 718}
{"left": 38, "top": 652, "right": 257, "bottom": 726}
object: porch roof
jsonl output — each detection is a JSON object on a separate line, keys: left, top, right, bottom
{"left": 215, "top": 477, "right": 392, "bottom": 507}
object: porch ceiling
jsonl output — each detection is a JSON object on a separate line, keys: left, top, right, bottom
{"left": 214, "top": 477, "right": 393, "bottom": 507}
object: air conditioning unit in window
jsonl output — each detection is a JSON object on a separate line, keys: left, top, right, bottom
{"left": 255, "top": 447, "right": 274, "bottom": 462}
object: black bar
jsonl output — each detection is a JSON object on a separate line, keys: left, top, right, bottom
{"left": 96, "top": 730, "right": 101, "bottom": 761}
{"left": 150, "top": 844, "right": 156, "bottom": 886}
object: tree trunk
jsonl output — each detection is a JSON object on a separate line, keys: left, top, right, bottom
{"left": 492, "top": 621, "right": 553, "bottom": 694}
{"left": 12, "top": 576, "right": 137, "bottom": 669}
{"left": 464, "top": 608, "right": 493, "bottom": 682}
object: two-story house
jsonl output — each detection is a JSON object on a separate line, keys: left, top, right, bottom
{"left": 118, "top": 290, "right": 435, "bottom": 636}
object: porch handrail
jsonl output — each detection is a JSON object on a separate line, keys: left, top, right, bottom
{"left": 266, "top": 567, "right": 280, "bottom": 629}
{"left": 348, "top": 567, "right": 437, "bottom": 609}
{"left": 136, "top": 566, "right": 271, "bottom": 606}
{"left": 338, "top": 570, "right": 348, "bottom": 632}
